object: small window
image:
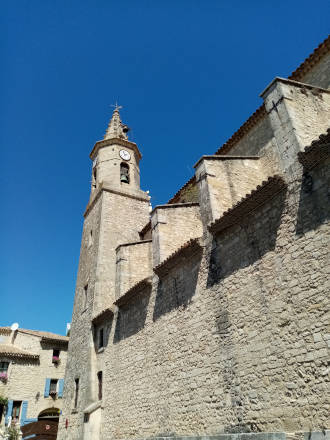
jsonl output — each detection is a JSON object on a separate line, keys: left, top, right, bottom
{"left": 12, "top": 401, "right": 22, "bottom": 423}
{"left": 88, "top": 230, "right": 93, "bottom": 247}
{"left": 74, "top": 379, "right": 79, "bottom": 408}
{"left": 84, "top": 413, "right": 89, "bottom": 423}
{"left": 83, "top": 285, "right": 88, "bottom": 311}
{"left": 0, "top": 362, "right": 9, "bottom": 374}
{"left": 52, "top": 350, "right": 60, "bottom": 364}
{"left": 98, "top": 328, "right": 104, "bottom": 349}
{"left": 120, "top": 163, "right": 130, "bottom": 184}
{"left": 97, "top": 371, "right": 103, "bottom": 400}
{"left": 49, "top": 379, "right": 58, "bottom": 395}
{"left": 92, "top": 167, "right": 97, "bottom": 188}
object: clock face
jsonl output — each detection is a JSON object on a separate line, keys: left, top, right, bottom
{"left": 119, "top": 149, "right": 131, "bottom": 161}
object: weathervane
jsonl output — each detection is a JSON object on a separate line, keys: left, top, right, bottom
{"left": 111, "top": 102, "right": 123, "bottom": 111}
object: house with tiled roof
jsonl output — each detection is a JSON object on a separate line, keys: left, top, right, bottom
{"left": 0, "top": 326, "right": 68, "bottom": 439}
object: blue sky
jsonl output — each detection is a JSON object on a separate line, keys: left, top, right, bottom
{"left": 1, "top": 1, "right": 329, "bottom": 335}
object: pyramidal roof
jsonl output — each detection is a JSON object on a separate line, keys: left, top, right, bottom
{"left": 104, "top": 105, "right": 128, "bottom": 140}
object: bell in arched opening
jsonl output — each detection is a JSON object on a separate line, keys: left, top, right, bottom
{"left": 120, "top": 162, "right": 130, "bottom": 184}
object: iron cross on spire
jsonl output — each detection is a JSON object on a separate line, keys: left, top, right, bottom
{"left": 111, "top": 102, "right": 123, "bottom": 112}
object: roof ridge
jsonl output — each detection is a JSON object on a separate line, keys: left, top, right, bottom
{"left": 167, "top": 35, "right": 330, "bottom": 204}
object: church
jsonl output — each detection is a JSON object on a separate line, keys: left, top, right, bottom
{"left": 57, "top": 36, "right": 330, "bottom": 440}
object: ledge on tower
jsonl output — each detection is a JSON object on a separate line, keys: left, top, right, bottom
{"left": 208, "top": 175, "right": 287, "bottom": 235}
{"left": 298, "top": 127, "right": 330, "bottom": 170}
{"left": 153, "top": 238, "right": 203, "bottom": 278}
{"left": 114, "top": 277, "right": 152, "bottom": 307}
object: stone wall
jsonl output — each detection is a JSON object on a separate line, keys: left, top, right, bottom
{"left": 99, "top": 155, "right": 329, "bottom": 438}
{"left": 115, "top": 240, "right": 152, "bottom": 300}
{"left": 151, "top": 204, "right": 203, "bottom": 266}
{"left": 194, "top": 157, "right": 271, "bottom": 225}
{"left": 58, "top": 39, "right": 330, "bottom": 440}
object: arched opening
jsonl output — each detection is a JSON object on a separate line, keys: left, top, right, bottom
{"left": 120, "top": 162, "right": 130, "bottom": 184}
{"left": 92, "top": 167, "right": 97, "bottom": 188}
{"left": 38, "top": 407, "right": 60, "bottom": 421}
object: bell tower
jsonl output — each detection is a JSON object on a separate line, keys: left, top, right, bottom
{"left": 58, "top": 106, "right": 150, "bottom": 440}
{"left": 90, "top": 105, "right": 142, "bottom": 194}
{"left": 83, "top": 106, "right": 150, "bottom": 315}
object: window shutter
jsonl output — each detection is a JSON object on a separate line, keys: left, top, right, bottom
{"left": 5, "top": 400, "right": 13, "bottom": 426}
{"left": 20, "top": 401, "right": 28, "bottom": 426}
{"left": 44, "top": 378, "right": 51, "bottom": 397}
{"left": 58, "top": 379, "right": 64, "bottom": 398}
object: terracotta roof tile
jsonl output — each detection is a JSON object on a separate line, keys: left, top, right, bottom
{"left": 114, "top": 277, "right": 152, "bottom": 307}
{"left": 289, "top": 35, "right": 330, "bottom": 81}
{"left": 153, "top": 238, "right": 203, "bottom": 278}
{"left": 167, "top": 35, "right": 330, "bottom": 204}
{"left": 0, "top": 327, "right": 11, "bottom": 335}
{"left": 298, "top": 127, "right": 330, "bottom": 169}
{"left": 91, "top": 308, "right": 114, "bottom": 326}
{"left": 0, "top": 327, "right": 69, "bottom": 343}
{"left": 208, "top": 175, "right": 287, "bottom": 234}
{"left": 0, "top": 344, "right": 39, "bottom": 360}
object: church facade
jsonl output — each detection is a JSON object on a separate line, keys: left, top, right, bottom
{"left": 57, "top": 36, "right": 330, "bottom": 440}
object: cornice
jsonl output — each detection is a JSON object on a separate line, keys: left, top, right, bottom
{"left": 208, "top": 175, "right": 287, "bottom": 235}
{"left": 114, "top": 277, "right": 152, "bottom": 307}
{"left": 153, "top": 238, "right": 203, "bottom": 278}
{"left": 84, "top": 184, "right": 149, "bottom": 217}
{"left": 194, "top": 155, "right": 260, "bottom": 169}
{"left": 89, "top": 137, "right": 142, "bottom": 161}
{"left": 116, "top": 239, "right": 152, "bottom": 252}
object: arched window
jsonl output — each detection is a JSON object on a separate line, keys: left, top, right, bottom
{"left": 120, "top": 162, "right": 130, "bottom": 184}
{"left": 38, "top": 408, "right": 60, "bottom": 420}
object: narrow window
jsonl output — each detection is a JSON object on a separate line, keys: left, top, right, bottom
{"left": 0, "top": 362, "right": 9, "bottom": 381}
{"left": 52, "top": 350, "right": 60, "bottom": 364}
{"left": 98, "top": 328, "right": 104, "bottom": 349}
{"left": 49, "top": 379, "right": 58, "bottom": 395}
{"left": 92, "top": 167, "right": 97, "bottom": 188}
{"left": 12, "top": 401, "right": 22, "bottom": 423}
{"left": 84, "top": 413, "right": 89, "bottom": 423}
{"left": 88, "top": 230, "right": 93, "bottom": 247}
{"left": 83, "top": 285, "right": 88, "bottom": 310}
{"left": 120, "top": 162, "right": 130, "bottom": 184}
{"left": 0, "top": 362, "right": 9, "bottom": 373}
{"left": 97, "top": 371, "right": 103, "bottom": 400}
{"left": 74, "top": 379, "right": 79, "bottom": 408}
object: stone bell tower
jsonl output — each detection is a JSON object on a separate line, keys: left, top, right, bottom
{"left": 86, "top": 106, "right": 151, "bottom": 314}
{"left": 58, "top": 107, "right": 150, "bottom": 440}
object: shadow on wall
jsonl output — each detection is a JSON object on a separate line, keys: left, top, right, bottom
{"left": 113, "top": 287, "right": 152, "bottom": 343}
{"left": 93, "top": 317, "right": 113, "bottom": 352}
{"left": 153, "top": 250, "right": 202, "bottom": 322}
{"left": 207, "top": 188, "right": 287, "bottom": 287}
{"left": 295, "top": 160, "right": 330, "bottom": 236}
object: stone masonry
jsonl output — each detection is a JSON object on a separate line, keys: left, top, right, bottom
{"left": 58, "top": 36, "right": 330, "bottom": 440}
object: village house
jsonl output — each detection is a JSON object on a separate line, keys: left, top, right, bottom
{"left": 0, "top": 326, "right": 68, "bottom": 439}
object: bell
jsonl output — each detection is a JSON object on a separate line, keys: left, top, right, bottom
{"left": 121, "top": 174, "right": 129, "bottom": 183}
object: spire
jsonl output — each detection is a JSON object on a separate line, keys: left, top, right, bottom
{"left": 104, "top": 104, "right": 129, "bottom": 140}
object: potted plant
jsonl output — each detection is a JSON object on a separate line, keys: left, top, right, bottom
{"left": 0, "top": 373, "right": 8, "bottom": 383}
{"left": 52, "top": 356, "right": 60, "bottom": 365}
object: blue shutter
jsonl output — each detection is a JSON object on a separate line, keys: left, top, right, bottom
{"left": 44, "top": 378, "right": 51, "bottom": 397}
{"left": 5, "top": 400, "right": 13, "bottom": 426}
{"left": 58, "top": 379, "right": 64, "bottom": 398}
{"left": 20, "top": 401, "right": 28, "bottom": 426}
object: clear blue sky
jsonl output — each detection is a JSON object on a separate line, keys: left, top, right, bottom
{"left": 1, "top": 1, "right": 329, "bottom": 335}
